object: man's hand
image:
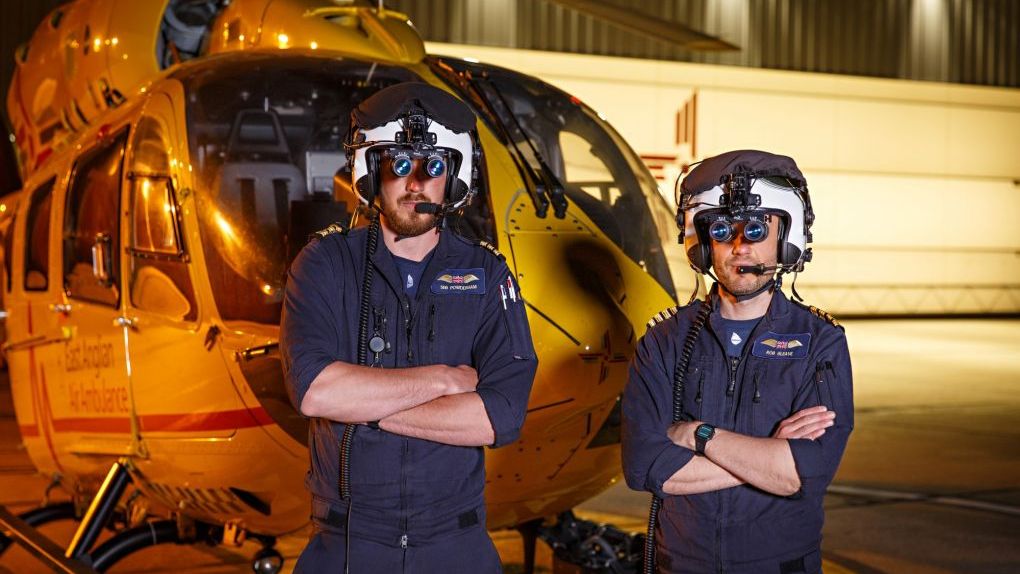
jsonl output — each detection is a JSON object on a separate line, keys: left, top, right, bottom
{"left": 667, "top": 421, "right": 699, "bottom": 450}
{"left": 773, "top": 406, "right": 835, "bottom": 440}
{"left": 663, "top": 406, "right": 833, "bottom": 496}
{"left": 431, "top": 364, "right": 479, "bottom": 395}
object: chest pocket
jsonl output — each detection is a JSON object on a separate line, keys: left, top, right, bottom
{"left": 678, "top": 358, "right": 713, "bottom": 423}
{"left": 748, "top": 359, "right": 811, "bottom": 437}
{"left": 426, "top": 294, "right": 484, "bottom": 365}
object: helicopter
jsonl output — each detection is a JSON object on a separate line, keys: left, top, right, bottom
{"left": 0, "top": 0, "right": 695, "bottom": 571}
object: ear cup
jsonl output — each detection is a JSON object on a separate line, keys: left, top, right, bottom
{"left": 357, "top": 150, "right": 381, "bottom": 205}
{"left": 687, "top": 244, "right": 712, "bottom": 274}
{"left": 443, "top": 150, "right": 467, "bottom": 205}
{"left": 780, "top": 243, "right": 802, "bottom": 266}
{"left": 774, "top": 216, "right": 799, "bottom": 266}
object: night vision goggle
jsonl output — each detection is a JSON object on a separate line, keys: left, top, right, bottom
{"left": 381, "top": 148, "right": 450, "bottom": 179}
{"left": 700, "top": 212, "right": 771, "bottom": 243}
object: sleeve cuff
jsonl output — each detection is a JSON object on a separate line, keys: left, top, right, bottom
{"left": 288, "top": 357, "right": 334, "bottom": 413}
{"left": 787, "top": 438, "right": 826, "bottom": 480}
{"left": 646, "top": 444, "right": 695, "bottom": 498}
{"left": 476, "top": 387, "right": 519, "bottom": 447}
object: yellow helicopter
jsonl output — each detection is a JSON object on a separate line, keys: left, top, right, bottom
{"left": 0, "top": 0, "right": 695, "bottom": 571}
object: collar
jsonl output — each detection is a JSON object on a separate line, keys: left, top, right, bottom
{"left": 370, "top": 229, "right": 460, "bottom": 299}
{"left": 707, "top": 282, "right": 792, "bottom": 323}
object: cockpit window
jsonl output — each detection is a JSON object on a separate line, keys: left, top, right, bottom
{"left": 24, "top": 178, "right": 54, "bottom": 292}
{"left": 180, "top": 56, "right": 420, "bottom": 324}
{"left": 430, "top": 57, "right": 684, "bottom": 301}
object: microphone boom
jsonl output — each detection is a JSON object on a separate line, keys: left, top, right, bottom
{"left": 736, "top": 264, "right": 778, "bottom": 275}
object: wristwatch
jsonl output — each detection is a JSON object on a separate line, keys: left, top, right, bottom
{"left": 694, "top": 423, "right": 716, "bottom": 456}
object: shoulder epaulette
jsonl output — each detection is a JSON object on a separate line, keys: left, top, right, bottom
{"left": 475, "top": 240, "right": 506, "bottom": 261}
{"left": 311, "top": 221, "right": 349, "bottom": 241}
{"left": 793, "top": 300, "right": 842, "bottom": 329}
{"left": 647, "top": 306, "right": 681, "bottom": 329}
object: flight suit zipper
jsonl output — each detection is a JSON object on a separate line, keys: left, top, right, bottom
{"left": 400, "top": 436, "right": 409, "bottom": 555}
{"left": 715, "top": 518, "right": 724, "bottom": 574}
{"left": 750, "top": 371, "right": 762, "bottom": 434}
{"left": 399, "top": 295, "right": 414, "bottom": 558}
{"left": 726, "top": 356, "right": 739, "bottom": 397}
{"left": 815, "top": 361, "right": 835, "bottom": 408}
{"left": 726, "top": 355, "right": 743, "bottom": 428}
{"left": 402, "top": 297, "right": 415, "bottom": 364}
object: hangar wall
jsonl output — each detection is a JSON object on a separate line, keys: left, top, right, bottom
{"left": 428, "top": 42, "right": 1020, "bottom": 315}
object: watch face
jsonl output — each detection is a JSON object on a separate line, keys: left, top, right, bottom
{"left": 696, "top": 424, "right": 715, "bottom": 440}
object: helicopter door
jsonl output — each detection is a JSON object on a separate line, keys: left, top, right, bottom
{"left": 4, "top": 174, "right": 68, "bottom": 473}
{"left": 121, "top": 91, "right": 241, "bottom": 441}
{"left": 59, "top": 128, "right": 138, "bottom": 457}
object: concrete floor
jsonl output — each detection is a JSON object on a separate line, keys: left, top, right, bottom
{"left": 1, "top": 319, "right": 1018, "bottom": 573}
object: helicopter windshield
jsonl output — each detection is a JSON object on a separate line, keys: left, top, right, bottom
{"left": 429, "top": 57, "right": 684, "bottom": 300}
{"left": 180, "top": 56, "right": 420, "bottom": 324}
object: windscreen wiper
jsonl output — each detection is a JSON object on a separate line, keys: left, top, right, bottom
{"left": 432, "top": 59, "right": 568, "bottom": 219}
{"left": 474, "top": 73, "right": 569, "bottom": 219}
{"left": 429, "top": 58, "right": 549, "bottom": 217}
{"left": 463, "top": 71, "right": 551, "bottom": 218}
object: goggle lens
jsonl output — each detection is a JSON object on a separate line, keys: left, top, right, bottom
{"left": 392, "top": 155, "right": 413, "bottom": 177}
{"left": 388, "top": 152, "right": 448, "bottom": 179}
{"left": 743, "top": 220, "right": 767, "bottom": 242}
{"left": 706, "top": 218, "right": 769, "bottom": 243}
{"left": 425, "top": 157, "right": 446, "bottom": 178}
{"left": 709, "top": 220, "right": 733, "bottom": 242}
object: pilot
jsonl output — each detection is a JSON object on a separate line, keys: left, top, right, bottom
{"left": 280, "top": 82, "right": 537, "bottom": 573}
{"left": 621, "top": 150, "right": 853, "bottom": 574}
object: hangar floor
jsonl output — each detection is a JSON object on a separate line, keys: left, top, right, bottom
{"left": 1, "top": 319, "right": 1018, "bottom": 573}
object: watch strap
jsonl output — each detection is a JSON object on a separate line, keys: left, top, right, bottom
{"left": 694, "top": 423, "right": 716, "bottom": 455}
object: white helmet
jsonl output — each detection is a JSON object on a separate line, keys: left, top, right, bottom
{"left": 348, "top": 82, "right": 477, "bottom": 212}
{"left": 677, "top": 150, "right": 815, "bottom": 275}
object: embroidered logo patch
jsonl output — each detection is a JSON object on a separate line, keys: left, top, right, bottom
{"left": 431, "top": 268, "right": 486, "bottom": 294}
{"left": 752, "top": 332, "right": 811, "bottom": 359}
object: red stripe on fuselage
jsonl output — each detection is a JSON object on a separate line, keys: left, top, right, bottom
{"left": 44, "top": 407, "right": 274, "bottom": 434}
{"left": 19, "top": 424, "right": 40, "bottom": 437}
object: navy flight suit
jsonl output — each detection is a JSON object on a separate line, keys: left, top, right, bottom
{"left": 281, "top": 226, "right": 538, "bottom": 573}
{"left": 622, "top": 288, "right": 853, "bottom": 574}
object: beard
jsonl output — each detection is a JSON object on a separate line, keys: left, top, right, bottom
{"left": 715, "top": 258, "right": 776, "bottom": 296}
{"left": 380, "top": 193, "right": 439, "bottom": 237}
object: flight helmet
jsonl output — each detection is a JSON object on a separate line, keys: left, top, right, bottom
{"left": 348, "top": 82, "right": 477, "bottom": 213}
{"left": 676, "top": 149, "right": 815, "bottom": 276}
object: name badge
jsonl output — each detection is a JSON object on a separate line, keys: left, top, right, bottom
{"left": 752, "top": 332, "right": 811, "bottom": 359}
{"left": 431, "top": 268, "right": 486, "bottom": 295}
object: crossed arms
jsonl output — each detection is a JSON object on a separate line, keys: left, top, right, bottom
{"left": 281, "top": 238, "right": 539, "bottom": 448}
{"left": 661, "top": 406, "right": 835, "bottom": 496}
{"left": 621, "top": 328, "right": 854, "bottom": 500}
{"left": 300, "top": 362, "right": 495, "bottom": 447}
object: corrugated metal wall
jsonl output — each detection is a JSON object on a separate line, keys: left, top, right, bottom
{"left": 2, "top": 0, "right": 1017, "bottom": 105}
{"left": 393, "top": 0, "right": 1020, "bottom": 87}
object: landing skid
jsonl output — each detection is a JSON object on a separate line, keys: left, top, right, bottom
{"left": 0, "top": 458, "right": 284, "bottom": 573}
{"left": 0, "top": 501, "right": 76, "bottom": 555}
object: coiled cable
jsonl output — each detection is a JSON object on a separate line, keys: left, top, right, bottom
{"left": 643, "top": 299, "right": 712, "bottom": 574}
{"left": 340, "top": 216, "right": 380, "bottom": 573}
